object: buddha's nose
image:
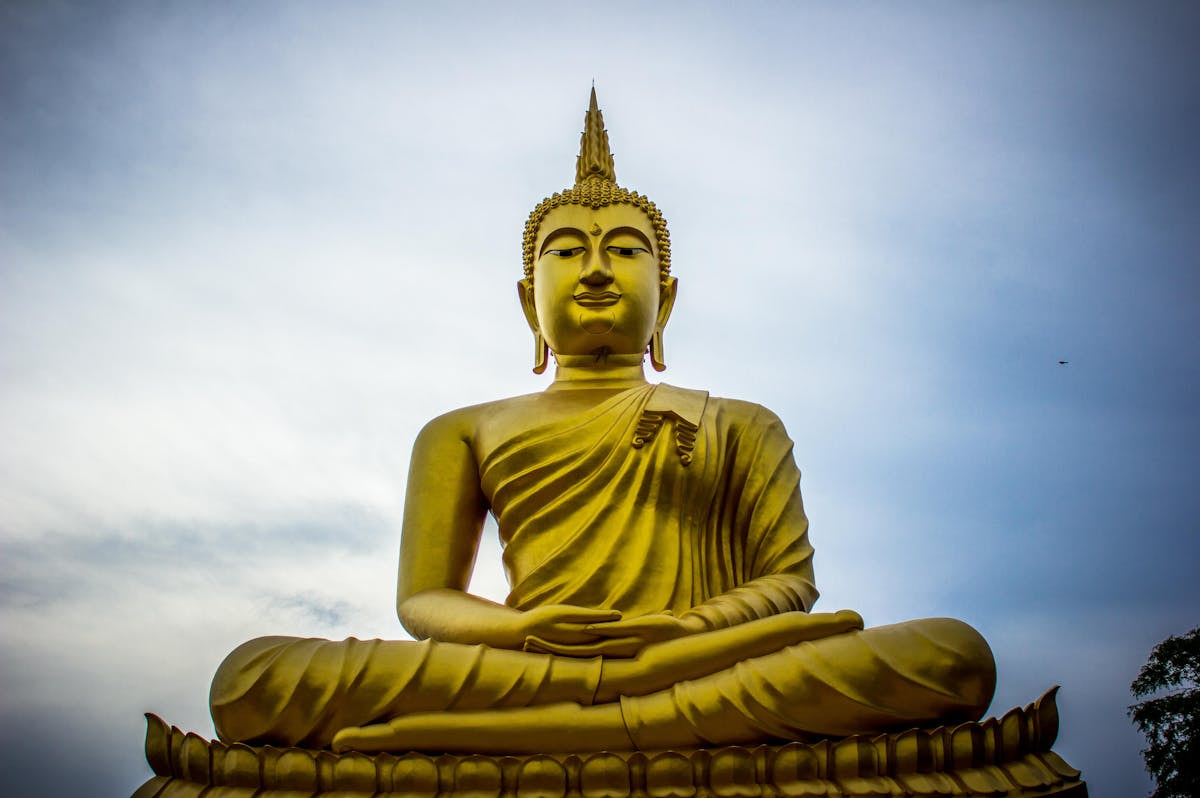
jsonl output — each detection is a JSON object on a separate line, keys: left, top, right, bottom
{"left": 579, "top": 255, "right": 614, "bottom": 286}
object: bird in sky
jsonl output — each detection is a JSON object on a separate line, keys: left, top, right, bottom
{"left": 1058, "top": 360, "right": 1069, "bottom": 366}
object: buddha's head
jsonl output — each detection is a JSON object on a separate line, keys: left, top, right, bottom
{"left": 519, "top": 89, "right": 677, "bottom": 373}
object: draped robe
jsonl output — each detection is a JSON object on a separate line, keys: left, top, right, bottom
{"left": 484, "top": 383, "right": 818, "bottom": 625}
{"left": 211, "top": 384, "right": 994, "bottom": 749}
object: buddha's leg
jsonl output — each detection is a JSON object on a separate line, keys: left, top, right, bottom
{"left": 333, "top": 617, "right": 994, "bottom": 754}
{"left": 213, "top": 611, "right": 867, "bottom": 748}
{"left": 334, "top": 702, "right": 634, "bottom": 754}
{"left": 210, "top": 636, "right": 602, "bottom": 748}
{"left": 623, "top": 617, "right": 997, "bottom": 749}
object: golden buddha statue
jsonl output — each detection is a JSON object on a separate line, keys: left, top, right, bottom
{"left": 206, "top": 89, "right": 997, "bottom": 755}
{"left": 135, "top": 89, "right": 1088, "bottom": 798}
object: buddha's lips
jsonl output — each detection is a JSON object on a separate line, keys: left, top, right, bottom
{"left": 573, "top": 291, "right": 621, "bottom": 307}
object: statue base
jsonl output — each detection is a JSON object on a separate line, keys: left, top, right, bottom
{"left": 133, "top": 688, "right": 1085, "bottom": 797}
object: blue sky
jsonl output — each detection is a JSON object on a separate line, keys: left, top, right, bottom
{"left": 1, "top": 2, "right": 1197, "bottom": 795}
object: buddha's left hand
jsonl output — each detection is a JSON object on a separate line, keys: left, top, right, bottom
{"left": 525, "top": 612, "right": 705, "bottom": 658}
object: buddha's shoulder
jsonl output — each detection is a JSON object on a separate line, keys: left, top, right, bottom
{"left": 417, "top": 392, "right": 545, "bottom": 435}
{"left": 667, "top": 387, "right": 787, "bottom": 429}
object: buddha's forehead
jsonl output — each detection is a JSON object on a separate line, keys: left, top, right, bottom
{"left": 535, "top": 204, "right": 657, "bottom": 253}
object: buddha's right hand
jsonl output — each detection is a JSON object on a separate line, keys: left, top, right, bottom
{"left": 519, "top": 604, "right": 624, "bottom": 654}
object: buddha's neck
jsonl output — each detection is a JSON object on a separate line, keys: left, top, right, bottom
{"left": 548, "top": 353, "right": 648, "bottom": 391}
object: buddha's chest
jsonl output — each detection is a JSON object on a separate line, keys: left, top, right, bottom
{"left": 472, "top": 389, "right": 640, "bottom": 465}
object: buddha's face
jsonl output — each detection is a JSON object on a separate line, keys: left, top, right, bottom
{"left": 520, "top": 203, "right": 676, "bottom": 359}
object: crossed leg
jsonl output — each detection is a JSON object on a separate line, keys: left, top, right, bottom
{"left": 332, "top": 614, "right": 994, "bottom": 754}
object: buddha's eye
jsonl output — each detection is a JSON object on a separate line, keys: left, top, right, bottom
{"left": 606, "top": 246, "right": 648, "bottom": 257}
{"left": 546, "top": 247, "right": 585, "bottom": 258}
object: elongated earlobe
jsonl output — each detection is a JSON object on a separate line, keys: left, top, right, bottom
{"left": 649, "top": 277, "right": 677, "bottom": 372}
{"left": 518, "top": 278, "right": 549, "bottom": 374}
{"left": 533, "top": 331, "right": 549, "bottom": 374}
{"left": 649, "top": 329, "right": 667, "bottom": 372}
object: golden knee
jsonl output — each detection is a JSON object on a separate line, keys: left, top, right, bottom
{"left": 209, "top": 636, "right": 306, "bottom": 743}
{"left": 906, "top": 617, "right": 997, "bottom": 718}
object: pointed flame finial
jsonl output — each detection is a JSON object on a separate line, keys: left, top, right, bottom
{"left": 575, "top": 87, "right": 617, "bottom": 185}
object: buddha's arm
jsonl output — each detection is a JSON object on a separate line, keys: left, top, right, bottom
{"left": 575, "top": 567, "right": 816, "bottom": 655}
{"left": 399, "top": 589, "right": 526, "bottom": 650}
{"left": 593, "top": 610, "right": 863, "bottom": 702}
{"left": 396, "top": 411, "right": 619, "bottom": 651}
{"left": 402, "top": 589, "right": 622, "bottom": 651}
{"left": 395, "top": 410, "right": 494, "bottom": 642}
{"left": 679, "top": 571, "right": 817, "bottom": 631}
{"left": 680, "top": 406, "right": 818, "bottom": 631}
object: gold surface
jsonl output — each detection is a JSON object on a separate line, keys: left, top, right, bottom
{"left": 150, "top": 89, "right": 1082, "bottom": 793}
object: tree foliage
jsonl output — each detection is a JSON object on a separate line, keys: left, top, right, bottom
{"left": 1129, "top": 627, "right": 1200, "bottom": 798}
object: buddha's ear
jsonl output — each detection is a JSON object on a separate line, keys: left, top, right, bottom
{"left": 518, "top": 278, "right": 549, "bottom": 373}
{"left": 517, "top": 278, "right": 540, "bottom": 334}
{"left": 656, "top": 276, "right": 678, "bottom": 331}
